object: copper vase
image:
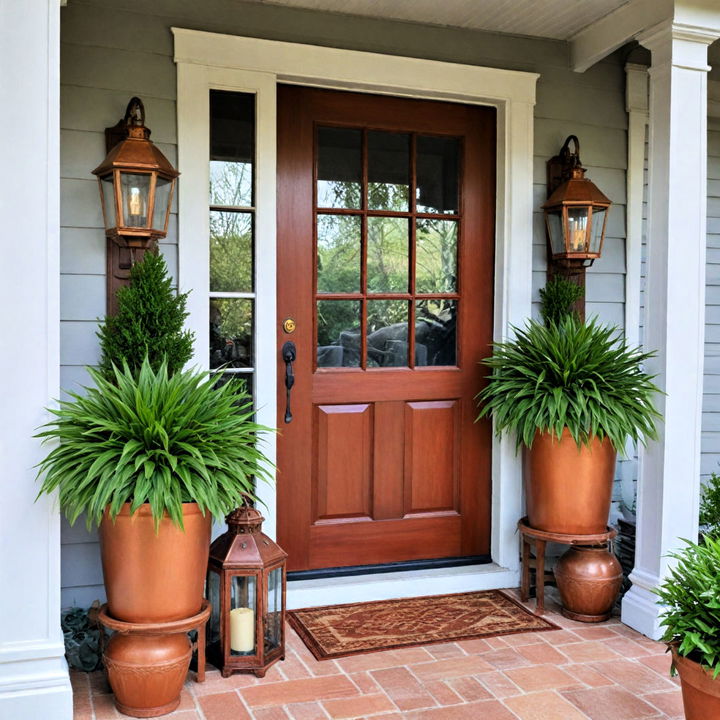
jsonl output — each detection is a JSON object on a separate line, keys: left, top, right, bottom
{"left": 554, "top": 546, "right": 623, "bottom": 622}
{"left": 104, "top": 632, "right": 191, "bottom": 718}
{"left": 672, "top": 646, "right": 720, "bottom": 720}
{"left": 525, "top": 429, "right": 616, "bottom": 535}
{"left": 100, "top": 503, "right": 212, "bottom": 623}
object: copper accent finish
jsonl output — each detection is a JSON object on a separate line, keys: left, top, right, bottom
{"left": 524, "top": 429, "right": 616, "bottom": 535}
{"left": 100, "top": 503, "right": 211, "bottom": 623}
{"left": 671, "top": 644, "right": 720, "bottom": 719}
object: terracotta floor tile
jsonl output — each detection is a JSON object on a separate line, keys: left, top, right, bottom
{"left": 426, "top": 642, "right": 466, "bottom": 659}
{"left": 286, "top": 701, "right": 328, "bottom": 720}
{"left": 605, "top": 636, "right": 653, "bottom": 658}
{"left": 72, "top": 693, "right": 93, "bottom": 720}
{"left": 643, "top": 690, "right": 685, "bottom": 718}
{"left": 404, "top": 698, "right": 517, "bottom": 720}
{"left": 639, "top": 653, "right": 676, "bottom": 678}
{"left": 242, "top": 676, "right": 359, "bottom": 708}
{"left": 322, "top": 693, "right": 396, "bottom": 718}
{"left": 558, "top": 640, "right": 620, "bottom": 663}
{"left": 456, "top": 637, "right": 492, "bottom": 654}
{"left": 165, "top": 711, "right": 201, "bottom": 719}
{"left": 447, "top": 675, "right": 492, "bottom": 702}
{"left": 389, "top": 647, "right": 435, "bottom": 665}
{"left": 254, "top": 707, "right": 291, "bottom": 720}
{"left": 516, "top": 641, "right": 569, "bottom": 666}
{"left": 479, "top": 670, "right": 523, "bottom": 699}
{"left": 423, "top": 679, "right": 464, "bottom": 705}
{"left": 348, "top": 671, "right": 380, "bottom": 694}
{"left": 92, "top": 693, "right": 120, "bottom": 719}
{"left": 539, "top": 629, "right": 582, "bottom": 645}
{"left": 410, "top": 655, "right": 494, "bottom": 681}
{"left": 502, "top": 632, "right": 546, "bottom": 647}
{"left": 565, "top": 664, "right": 614, "bottom": 688}
{"left": 371, "top": 667, "right": 437, "bottom": 711}
{"left": 504, "top": 690, "right": 590, "bottom": 720}
{"left": 503, "top": 664, "right": 581, "bottom": 692}
{"left": 563, "top": 686, "right": 662, "bottom": 719}
{"left": 484, "top": 637, "right": 510, "bottom": 650}
{"left": 572, "top": 626, "right": 621, "bottom": 641}
{"left": 279, "top": 652, "right": 313, "bottom": 680}
{"left": 89, "top": 670, "right": 112, "bottom": 695}
{"left": 336, "top": 650, "right": 404, "bottom": 674}
{"left": 481, "top": 647, "right": 533, "bottom": 671}
{"left": 199, "top": 691, "right": 252, "bottom": 720}
{"left": 590, "top": 658, "right": 677, "bottom": 694}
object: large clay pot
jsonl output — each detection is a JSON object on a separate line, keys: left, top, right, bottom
{"left": 100, "top": 503, "right": 212, "bottom": 623}
{"left": 672, "top": 646, "right": 720, "bottom": 720}
{"left": 525, "top": 429, "right": 616, "bottom": 534}
{"left": 554, "top": 546, "right": 623, "bottom": 622}
{"left": 104, "top": 632, "right": 191, "bottom": 718}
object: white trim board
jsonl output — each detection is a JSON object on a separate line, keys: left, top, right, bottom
{"left": 174, "top": 30, "right": 538, "bottom": 598}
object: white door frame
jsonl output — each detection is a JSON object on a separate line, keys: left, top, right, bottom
{"left": 174, "top": 29, "right": 538, "bottom": 606}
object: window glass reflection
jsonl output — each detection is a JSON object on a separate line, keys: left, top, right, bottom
{"left": 367, "top": 301, "right": 409, "bottom": 368}
{"left": 317, "top": 127, "right": 362, "bottom": 209}
{"left": 368, "top": 131, "right": 410, "bottom": 211}
{"left": 416, "top": 136, "right": 459, "bottom": 214}
{"left": 317, "top": 300, "right": 361, "bottom": 368}
{"left": 415, "top": 299, "right": 457, "bottom": 366}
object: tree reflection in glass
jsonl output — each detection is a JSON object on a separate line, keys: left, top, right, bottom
{"left": 367, "top": 300, "right": 409, "bottom": 367}
{"left": 316, "top": 300, "right": 361, "bottom": 368}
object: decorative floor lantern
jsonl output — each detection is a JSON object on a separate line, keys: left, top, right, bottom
{"left": 207, "top": 505, "right": 287, "bottom": 677}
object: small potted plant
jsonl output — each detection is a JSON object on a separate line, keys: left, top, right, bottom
{"left": 476, "top": 277, "right": 661, "bottom": 535}
{"left": 656, "top": 537, "right": 720, "bottom": 719}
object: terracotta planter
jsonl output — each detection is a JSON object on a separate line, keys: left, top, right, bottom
{"left": 553, "top": 546, "right": 623, "bottom": 622}
{"left": 672, "top": 646, "right": 720, "bottom": 720}
{"left": 104, "top": 632, "right": 191, "bottom": 718}
{"left": 525, "top": 429, "right": 616, "bottom": 534}
{"left": 100, "top": 503, "right": 212, "bottom": 623}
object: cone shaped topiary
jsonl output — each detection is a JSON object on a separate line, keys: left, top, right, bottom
{"left": 97, "top": 250, "right": 194, "bottom": 380}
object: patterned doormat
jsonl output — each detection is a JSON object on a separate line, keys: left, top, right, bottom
{"left": 287, "top": 590, "right": 559, "bottom": 660}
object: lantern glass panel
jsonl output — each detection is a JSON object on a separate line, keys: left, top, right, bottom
{"left": 546, "top": 210, "right": 564, "bottom": 256}
{"left": 265, "top": 567, "right": 283, "bottom": 653}
{"left": 120, "top": 172, "right": 151, "bottom": 228}
{"left": 589, "top": 207, "right": 606, "bottom": 255}
{"left": 230, "top": 575, "right": 257, "bottom": 656}
{"left": 207, "top": 568, "right": 221, "bottom": 646}
{"left": 100, "top": 175, "right": 117, "bottom": 230}
{"left": 152, "top": 176, "right": 173, "bottom": 231}
{"left": 567, "top": 206, "right": 590, "bottom": 253}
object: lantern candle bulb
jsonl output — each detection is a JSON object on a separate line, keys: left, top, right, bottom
{"left": 230, "top": 607, "right": 255, "bottom": 653}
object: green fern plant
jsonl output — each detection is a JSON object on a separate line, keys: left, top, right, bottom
{"left": 97, "top": 250, "right": 194, "bottom": 380}
{"left": 539, "top": 276, "right": 584, "bottom": 326}
{"left": 35, "top": 358, "right": 273, "bottom": 529}
{"left": 655, "top": 537, "right": 720, "bottom": 678}
{"left": 475, "top": 314, "right": 661, "bottom": 450}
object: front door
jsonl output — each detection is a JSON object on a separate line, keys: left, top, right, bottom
{"left": 277, "top": 86, "right": 496, "bottom": 572}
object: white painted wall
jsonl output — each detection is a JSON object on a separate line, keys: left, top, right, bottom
{"left": 59, "top": 0, "right": 629, "bottom": 606}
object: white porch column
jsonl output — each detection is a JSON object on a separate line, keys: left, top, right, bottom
{"left": 622, "top": 20, "right": 720, "bottom": 639}
{"left": 0, "top": 1, "right": 72, "bottom": 718}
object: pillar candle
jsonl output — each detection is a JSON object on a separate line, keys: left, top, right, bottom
{"left": 230, "top": 607, "right": 255, "bottom": 652}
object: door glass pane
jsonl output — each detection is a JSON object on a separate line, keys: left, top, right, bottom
{"left": 317, "top": 300, "right": 361, "bottom": 368}
{"left": 317, "top": 127, "right": 362, "bottom": 209}
{"left": 416, "top": 136, "right": 459, "bottom": 214}
{"left": 416, "top": 218, "right": 458, "bottom": 293}
{"left": 230, "top": 574, "right": 257, "bottom": 656}
{"left": 415, "top": 299, "right": 457, "bottom": 366}
{"left": 367, "top": 300, "right": 409, "bottom": 368}
{"left": 368, "top": 131, "right": 410, "bottom": 211}
{"left": 210, "top": 90, "right": 254, "bottom": 207}
{"left": 210, "top": 211, "right": 253, "bottom": 292}
{"left": 210, "top": 298, "right": 253, "bottom": 369}
{"left": 317, "top": 214, "right": 362, "bottom": 293}
{"left": 367, "top": 217, "right": 409, "bottom": 293}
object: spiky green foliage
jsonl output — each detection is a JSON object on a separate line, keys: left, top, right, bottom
{"left": 475, "top": 315, "right": 661, "bottom": 450}
{"left": 655, "top": 537, "right": 720, "bottom": 678}
{"left": 35, "top": 358, "right": 273, "bottom": 529}
{"left": 700, "top": 473, "right": 720, "bottom": 538}
{"left": 539, "top": 276, "right": 584, "bottom": 326}
{"left": 97, "top": 250, "right": 194, "bottom": 380}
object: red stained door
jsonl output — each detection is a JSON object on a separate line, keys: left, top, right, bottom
{"left": 277, "top": 86, "right": 495, "bottom": 572}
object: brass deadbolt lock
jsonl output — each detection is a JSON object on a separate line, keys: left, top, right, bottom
{"left": 283, "top": 318, "right": 296, "bottom": 334}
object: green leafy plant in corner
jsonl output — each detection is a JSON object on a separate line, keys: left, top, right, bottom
{"left": 655, "top": 536, "right": 720, "bottom": 678}
{"left": 97, "top": 250, "right": 194, "bottom": 380}
{"left": 35, "top": 358, "right": 273, "bottom": 529}
{"left": 475, "top": 314, "right": 661, "bottom": 450}
{"left": 539, "top": 275, "right": 584, "bottom": 326}
{"left": 61, "top": 606, "right": 106, "bottom": 672}
{"left": 700, "top": 472, "right": 720, "bottom": 539}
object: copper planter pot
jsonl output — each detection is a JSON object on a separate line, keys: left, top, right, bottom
{"left": 100, "top": 503, "right": 212, "bottom": 623}
{"left": 554, "top": 546, "right": 623, "bottom": 622}
{"left": 525, "top": 429, "right": 616, "bottom": 535}
{"left": 672, "top": 646, "right": 720, "bottom": 719}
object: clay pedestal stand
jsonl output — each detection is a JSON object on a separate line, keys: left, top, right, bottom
{"left": 99, "top": 601, "right": 210, "bottom": 718}
{"left": 518, "top": 517, "right": 619, "bottom": 621}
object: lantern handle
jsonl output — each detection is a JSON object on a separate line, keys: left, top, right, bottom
{"left": 123, "top": 97, "right": 146, "bottom": 129}
{"left": 559, "top": 135, "right": 582, "bottom": 170}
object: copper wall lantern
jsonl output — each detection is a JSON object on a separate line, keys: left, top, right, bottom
{"left": 93, "top": 97, "right": 179, "bottom": 249}
{"left": 207, "top": 505, "right": 287, "bottom": 678}
{"left": 542, "top": 135, "right": 611, "bottom": 269}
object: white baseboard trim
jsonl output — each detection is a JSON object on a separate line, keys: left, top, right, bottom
{"left": 621, "top": 581, "right": 664, "bottom": 640}
{"left": 287, "top": 563, "right": 519, "bottom": 609}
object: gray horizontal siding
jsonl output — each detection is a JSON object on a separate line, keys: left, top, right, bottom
{"left": 59, "top": 0, "right": 628, "bottom": 606}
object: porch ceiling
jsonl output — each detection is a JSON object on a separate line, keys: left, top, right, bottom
{"left": 243, "top": 0, "right": 631, "bottom": 40}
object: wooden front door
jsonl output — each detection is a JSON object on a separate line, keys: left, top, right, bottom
{"left": 277, "top": 86, "right": 496, "bottom": 572}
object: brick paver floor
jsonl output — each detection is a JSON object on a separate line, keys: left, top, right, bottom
{"left": 71, "top": 588, "right": 684, "bottom": 719}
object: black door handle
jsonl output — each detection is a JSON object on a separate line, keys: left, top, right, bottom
{"left": 282, "top": 341, "right": 296, "bottom": 423}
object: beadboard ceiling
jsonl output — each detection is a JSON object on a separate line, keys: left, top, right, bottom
{"left": 243, "top": 0, "right": 632, "bottom": 40}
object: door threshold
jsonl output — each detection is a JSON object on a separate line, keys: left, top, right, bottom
{"left": 286, "top": 561, "right": 520, "bottom": 610}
